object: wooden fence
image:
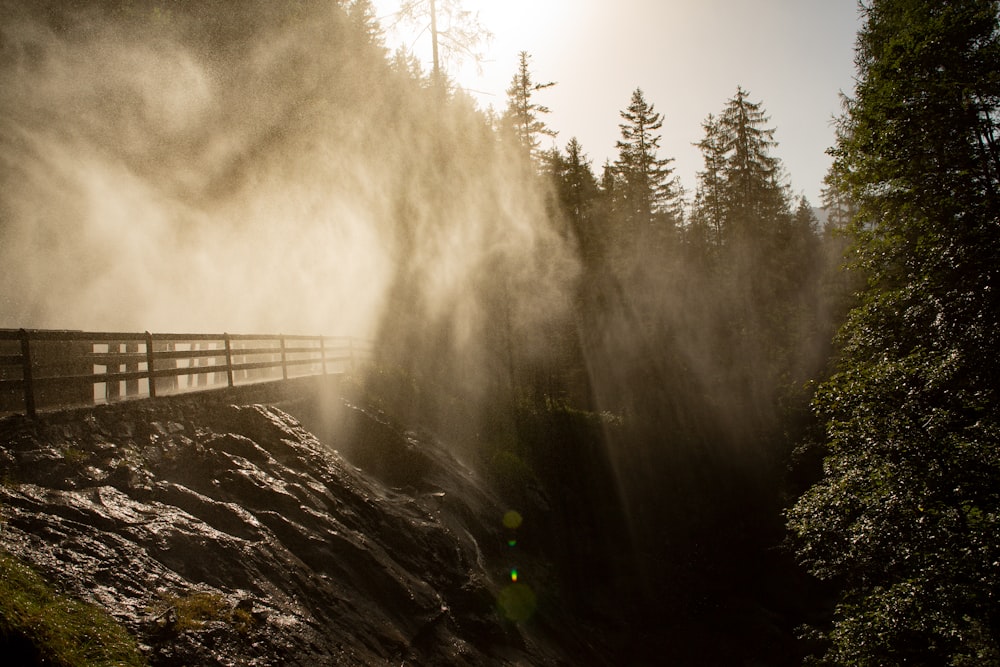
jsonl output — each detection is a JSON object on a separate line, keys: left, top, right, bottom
{"left": 0, "top": 329, "right": 370, "bottom": 418}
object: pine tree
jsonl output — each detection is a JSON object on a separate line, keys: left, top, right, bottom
{"left": 612, "top": 88, "right": 681, "bottom": 249}
{"left": 788, "top": 2, "right": 1000, "bottom": 663}
{"left": 553, "top": 138, "right": 601, "bottom": 264}
{"left": 503, "top": 51, "right": 556, "bottom": 163}
{"left": 598, "top": 159, "right": 621, "bottom": 211}
{"left": 346, "top": 0, "right": 384, "bottom": 50}
{"left": 717, "top": 86, "right": 788, "bottom": 243}
{"left": 690, "top": 89, "right": 791, "bottom": 253}
{"left": 691, "top": 113, "right": 727, "bottom": 248}
{"left": 818, "top": 161, "right": 856, "bottom": 235}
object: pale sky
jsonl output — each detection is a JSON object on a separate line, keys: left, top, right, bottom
{"left": 373, "top": 0, "right": 863, "bottom": 204}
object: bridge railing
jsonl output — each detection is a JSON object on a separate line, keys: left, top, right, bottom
{"left": 0, "top": 329, "right": 371, "bottom": 418}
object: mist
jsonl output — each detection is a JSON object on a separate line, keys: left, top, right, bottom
{"left": 0, "top": 0, "right": 573, "bottom": 350}
{"left": 1, "top": 2, "right": 847, "bottom": 663}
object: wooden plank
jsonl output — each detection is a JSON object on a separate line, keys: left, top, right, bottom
{"left": 33, "top": 371, "right": 147, "bottom": 385}
{"left": 224, "top": 333, "right": 286, "bottom": 342}
{"left": 129, "top": 332, "right": 224, "bottom": 343}
{"left": 148, "top": 364, "right": 231, "bottom": 380}
{"left": 135, "top": 347, "right": 226, "bottom": 362}
{"left": 219, "top": 346, "right": 284, "bottom": 358}
{"left": 229, "top": 360, "right": 285, "bottom": 373}
{"left": 276, "top": 346, "right": 323, "bottom": 355}
{"left": 86, "top": 352, "right": 150, "bottom": 364}
{"left": 25, "top": 330, "right": 146, "bottom": 343}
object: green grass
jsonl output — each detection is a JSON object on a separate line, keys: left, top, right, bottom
{"left": 0, "top": 550, "right": 146, "bottom": 667}
{"left": 152, "top": 590, "right": 255, "bottom": 634}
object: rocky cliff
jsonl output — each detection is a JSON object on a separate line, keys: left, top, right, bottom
{"left": 0, "top": 379, "right": 600, "bottom": 665}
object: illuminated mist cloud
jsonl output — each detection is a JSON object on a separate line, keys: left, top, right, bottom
{"left": 0, "top": 1, "right": 574, "bottom": 346}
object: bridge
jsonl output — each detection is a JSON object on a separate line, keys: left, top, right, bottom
{"left": 0, "top": 329, "right": 370, "bottom": 418}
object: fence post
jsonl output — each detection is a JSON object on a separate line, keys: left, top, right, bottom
{"left": 19, "top": 329, "right": 36, "bottom": 419}
{"left": 319, "top": 337, "right": 328, "bottom": 375}
{"left": 349, "top": 338, "right": 356, "bottom": 373}
{"left": 105, "top": 342, "right": 121, "bottom": 402}
{"left": 224, "top": 334, "right": 234, "bottom": 388}
{"left": 125, "top": 341, "right": 139, "bottom": 396}
{"left": 145, "top": 332, "right": 156, "bottom": 398}
{"left": 279, "top": 336, "right": 288, "bottom": 380}
{"left": 194, "top": 342, "right": 207, "bottom": 387}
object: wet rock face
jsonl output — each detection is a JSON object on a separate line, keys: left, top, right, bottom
{"left": 0, "top": 395, "right": 563, "bottom": 666}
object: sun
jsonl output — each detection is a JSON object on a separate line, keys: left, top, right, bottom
{"left": 371, "top": 0, "right": 576, "bottom": 108}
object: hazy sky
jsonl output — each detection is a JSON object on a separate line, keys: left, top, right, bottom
{"left": 374, "top": 0, "right": 863, "bottom": 204}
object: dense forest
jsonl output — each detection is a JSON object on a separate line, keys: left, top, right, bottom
{"left": 364, "top": 1, "right": 1000, "bottom": 664}
{"left": 2, "top": 0, "right": 998, "bottom": 664}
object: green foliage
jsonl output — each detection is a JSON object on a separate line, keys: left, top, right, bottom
{"left": 62, "top": 444, "right": 90, "bottom": 466}
{"left": 789, "top": 1, "right": 1000, "bottom": 663}
{"left": 152, "top": 591, "right": 255, "bottom": 635}
{"left": 0, "top": 550, "right": 146, "bottom": 667}
{"left": 790, "top": 342, "right": 1000, "bottom": 663}
{"left": 819, "top": 160, "right": 857, "bottom": 234}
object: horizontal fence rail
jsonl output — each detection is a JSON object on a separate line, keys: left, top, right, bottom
{"left": 0, "top": 329, "right": 371, "bottom": 418}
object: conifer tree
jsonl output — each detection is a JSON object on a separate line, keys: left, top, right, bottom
{"left": 788, "top": 2, "right": 1000, "bottom": 663}
{"left": 717, "top": 86, "right": 788, "bottom": 243}
{"left": 818, "top": 161, "right": 857, "bottom": 234}
{"left": 553, "top": 138, "right": 601, "bottom": 264}
{"left": 613, "top": 88, "right": 681, "bottom": 249}
{"left": 598, "top": 159, "right": 621, "bottom": 211}
{"left": 691, "top": 113, "right": 727, "bottom": 248}
{"left": 503, "top": 51, "right": 556, "bottom": 163}
{"left": 346, "top": 0, "right": 385, "bottom": 50}
{"left": 690, "top": 89, "right": 791, "bottom": 253}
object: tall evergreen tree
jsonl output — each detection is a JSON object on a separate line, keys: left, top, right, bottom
{"left": 553, "top": 138, "right": 602, "bottom": 265}
{"left": 613, "top": 88, "right": 681, "bottom": 247}
{"left": 503, "top": 51, "right": 556, "bottom": 163}
{"left": 689, "top": 89, "right": 791, "bottom": 257}
{"left": 691, "top": 113, "right": 727, "bottom": 248}
{"left": 819, "top": 161, "right": 857, "bottom": 235}
{"left": 788, "top": 2, "right": 1000, "bottom": 663}
{"left": 717, "top": 86, "right": 788, "bottom": 244}
{"left": 598, "top": 159, "right": 621, "bottom": 212}
{"left": 346, "top": 0, "right": 385, "bottom": 51}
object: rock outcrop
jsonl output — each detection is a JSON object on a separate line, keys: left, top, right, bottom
{"left": 0, "top": 381, "right": 589, "bottom": 665}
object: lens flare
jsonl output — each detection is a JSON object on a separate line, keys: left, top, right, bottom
{"left": 502, "top": 510, "right": 523, "bottom": 530}
{"left": 497, "top": 582, "right": 536, "bottom": 622}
